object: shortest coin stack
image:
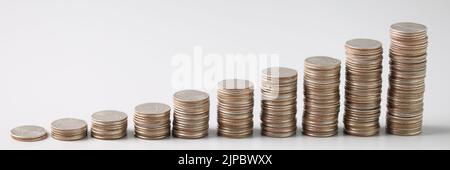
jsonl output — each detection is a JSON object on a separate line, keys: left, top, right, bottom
{"left": 91, "top": 110, "right": 128, "bottom": 140}
{"left": 11, "top": 125, "right": 48, "bottom": 142}
{"left": 134, "top": 103, "right": 171, "bottom": 139}
{"left": 51, "top": 118, "right": 88, "bottom": 141}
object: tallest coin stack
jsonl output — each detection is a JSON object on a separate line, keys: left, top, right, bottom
{"left": 387, "top": 22, "right": 428, "bottom": 136}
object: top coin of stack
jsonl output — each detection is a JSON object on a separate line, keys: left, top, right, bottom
{"left": 173, "top": 90, "right": 210, "bottom": 139}
{"left": 303, "top": 56, "right": 341, "bottom": 137}
{"left": 261, "top": 67, "right": 298, "bottom": 138}
{"left": 217, "top": 79, "right": 254, "bottom": 138}
{"left": 10, "top": 125, "right": 48, "bottom": 142}
{"left": 51, "top": 118, "right": 88, "bottom": 141}
{"left": 344, "top": 39, "right": 383, "bottom": 136}
{"left": 387, "top": 22, "right": 428, "bottom": 136}
{"left": 91, "top": 110, "right": 128, "bottom": 140}
{"left": 134, "top": 103, "right": 171, "bottom": 140}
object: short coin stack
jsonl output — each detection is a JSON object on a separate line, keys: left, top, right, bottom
{"left": 344, "top": 39, "right": 383, "bottom": 136}
{"left": 303, "top": 56, "right": 341, "bottom": 137}
{"left": 134, "top": 103, "right": 171, "bottom": 139}
{"left": 173, "top": 90, "right": 210, "bottom": 139}
{"left": 91, "top": 110, "right": 128, "bottom": 140}
{"left": 261, "top": 67, "right": 298, "bottom": 138}
{"left": 51, "top": 118, "right": 87, "bottom": 141}
{"left": 10, "top": 125, "right": 48, "bottom": 142}
{"left": 217, "top": 79, "right": 254, "bottom": 138}
{"left": 387, "top": 22, "right": 428, "bottom": 136}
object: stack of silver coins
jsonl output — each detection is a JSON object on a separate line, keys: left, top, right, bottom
{"left": 261, "top": 67, "right": 298, "bottom": 138}
{"left": 10, "top": 125, "right": 48, "bottom": 142}
{"left": 173, "top": 90, "right": 210, "bottom": 139}
{"left": 134, "top": 103, "right": 171, "bottom": 139}
{"left": 51, "top": 118, "right": 88, "bottom": 141}
{"left": 217, "top": 79, "right": 254, "bottom": 138}
{"left": 91, "top": 110, "right": 128, "bottom": 140}
{"left": 344, "top": 39, "right": 383, "bottom": 136}
{"left": 303, "top": 56, "right": 341, "bottom": 137}
{"left": 387, "top": 22, "right": 428, "bottom": 136}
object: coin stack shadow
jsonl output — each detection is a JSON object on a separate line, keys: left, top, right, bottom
{"left": 91, "top": 110, "right": 128, "bottom": 140}
{"left": 344, "top": 39, "right": 383, "bottom": 136}
{"left": 387, "top": 22, "right": 428, "bottom": 136}
{"left": 51, "top": 118, "right": 88, "bottom": 141}
{"left": 173, "top": 90, "right": 210, "bottom": 139}
{"left": 217, "top": 79, "right": 254, "bottom": 138}
{"left": 261, "top": 67, "right": 298, "bottom": 138}
{"left": 303, "top": 56, "right": 341, "bottom": 137}
{"left": 134, "top": 103, "right": 171, "bottom": 139}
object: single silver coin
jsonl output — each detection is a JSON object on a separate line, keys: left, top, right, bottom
{"left": 92, "top": 110, "right": 127, "bottom": 123}
{"left": 51, "top": 118, "right": 87, "bottom": 131}
{"left": 391, "top": 22, "right": 427, "bottom": 34}
{"left": 305, "top": 56, "right": 341, "bottom": 69}
{"left": 174, "top": 90, "right": 209, "bottom": 102}
{"left": 135, "top": 103, "right": 171, "bottom": 115}
{"left": 346, "top": 38, "right": 382, "bottom": 50}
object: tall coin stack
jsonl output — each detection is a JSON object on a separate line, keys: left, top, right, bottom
{"left": 134, "top": 103, "right": 171, "bottom": 139}
{"left": 217, "top": 79, "right": 254, "bottom": 138}
{"left": 173, "top": 90, "right": 210, "bottom": 139}
{"left": 261, "top": 67, "right": 298, "bottom": 138}
{"left": 387, "top": 22, "right": 428, "bottom": 136}
{"left": 91, "top": 110, "right": 128, "bottom": 140}
{"left": 344, "top": 39, "right": 383, "bottom": 136}
{"left": 303, "top": 56, "right": 341, "bottom": 137}
{"left": 51, "top": 118, "right": 88, "bottom": 141}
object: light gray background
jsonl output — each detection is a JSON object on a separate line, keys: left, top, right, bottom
{"left": 1, "top": 0, "right": 449, "bottom": 150}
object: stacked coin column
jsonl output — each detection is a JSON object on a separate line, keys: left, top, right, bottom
{"left": 302, "top": 56, "right": 341, "bottom": 137}
{"left": 261, "top": 67, "right": 298, "bottom": 138}
{"left": 217, "top": 79, "right": 254, "bottom": 138}
{"left": 173, "top": 90, "right": 210, "bottom": 139}
{"left": 344, "top": 39, "right": 383, "bottom": 136}
{"left": 387, "top": 22, "right": 428, "bottom": 136}
{"left": 11, "top": 125, "right": 48, "bottom": 142}
{"left": 91, "top": 110, "right": 128, "bottom": 140}
{"left": 51, "top": 118, "right": 88, "bottom": 141}
{"left": 134, "top": 103, "right": 171, "bottom": 139}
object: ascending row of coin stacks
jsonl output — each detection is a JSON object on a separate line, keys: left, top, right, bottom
{"left": 387, "top": 22, "right": 428, "bottom": 136}
{"left": 134, "top": 103, "right": 171, "bottom": 139}
{"left": 217, "top": 79, "right": 254, "bottom": 138}
{"left": 173, "top": 90, "right": 210, "bottom": 139}
{"left": 344, "top": 39, "right": 383, "bottom": 136}
{"left": 10, "top": 22, "right": 430, "bottom": 142}
{"left": 261, "top": 67, "right": 298, "bottom": 138}
{"left": 302, "top": 56, "right": 341, "bottom": 137}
